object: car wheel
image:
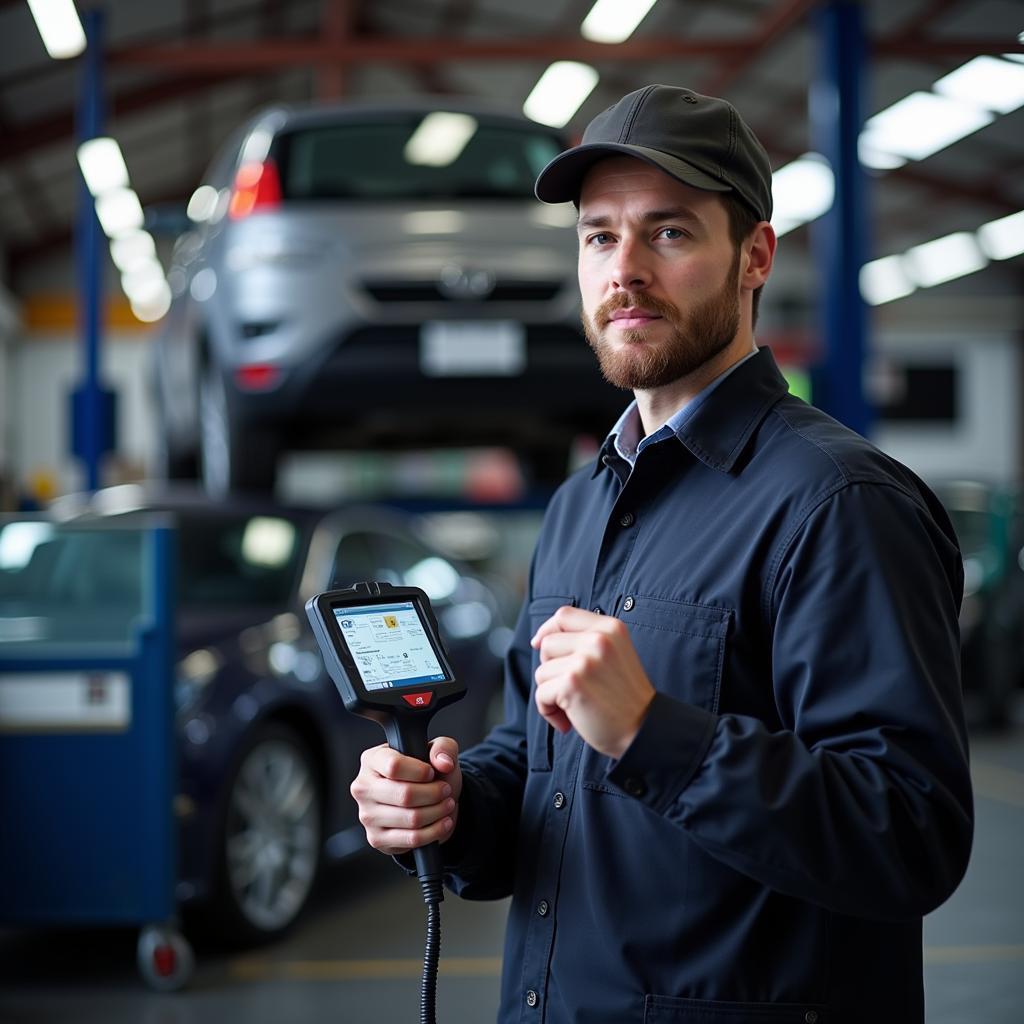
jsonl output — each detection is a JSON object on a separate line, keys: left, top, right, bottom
{"left": 211, "top": 722, "right": 323, "bottom": 945}
{"left": 199, "top": 364, "right": 278, "bottom": 497}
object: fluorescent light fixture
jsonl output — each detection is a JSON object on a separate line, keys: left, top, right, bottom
{"left": 402, "top": 210, "right": 466, "bottom": 235}
{"left": 109, "top": 230, "right": 157, "bottom": 273}
{"left": 857, "top": 138, "right": 907, "bottom": 171}
{"left": 904, "top": 231, "right": 987, "bottom": 288}
{"left": 404, "top": 112, "right": 478, "bottom": 167}
{"left": 76, "top": 137, "right": 129, "bottom": 197}
{"left": 523, "top": 62, "right": 599, "bottom": 128}
{"left": 859, "top": 255, "right": 916, "bottom": 305}
{"left": 239, "top": 127, "right": 274, "bottom": 165}
{"left": 187, "top": 184, "right": 220, "bottom": 222}
{"left": 95, "top": 187, "right": 145, "bottom": 238}
{"left": 771, "top": 153, "right": 834, "bottom": 234}
{"left": 977, "top": 209, "right": 1024, "bottom": 260}
{"left": 860, "top": 92, "right": 994, "bottom": 162}
{"left": 934, "top": 56, "right": 1024, "bottom": 115}
{"left": 581, "top": 0, "right": 659, "bottom": 43}
{"left": 120, "top": 260, "right": 166, "bottom": 303}
{"left": 130, "top": 282, "right": 172, "bottom": 323}
{"left": 27, "top": 0, "right": 86, "bottom": 59}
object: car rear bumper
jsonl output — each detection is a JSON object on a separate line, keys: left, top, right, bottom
{"left": 230, "top": 322, "right": 627, "bottom": 447}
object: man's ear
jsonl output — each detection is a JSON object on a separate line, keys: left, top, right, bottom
{"left": 742, "top": 222, "right": 776, "bottom": 290}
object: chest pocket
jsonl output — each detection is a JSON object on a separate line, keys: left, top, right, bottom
{"left": 620, "top": 595, "right": 730, "bottom": 714}
{"left": 526, "top": 595, "right": 577, "bottom": 771}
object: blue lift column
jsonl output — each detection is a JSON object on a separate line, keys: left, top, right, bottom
{"left": 72, "top": 9, "right": 117, "bottom": 491}
{"left": 809, "top": 0, "right": 872, "bottom": 437}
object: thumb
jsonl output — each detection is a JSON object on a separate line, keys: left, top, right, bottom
{"left": 429, "top": 736, "right": 460, "bottom": 775}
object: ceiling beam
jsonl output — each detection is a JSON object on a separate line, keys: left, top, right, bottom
{"left": 103, "top": 34, "right": 1024, "bottom": 72}
{"left": 317, "top": 0, "right": 358, "bottom": 100}
{"left": 0, "top": 70, "right": 247, "bottom": 165}
{"left": 701, "top": 0, "right": 820, "bottom": 97}
{"left": 874, "top": 39, "right": 1024, "bottom": 58}
{"left": 106, "top": 36, "right": 760, "bottom": 69}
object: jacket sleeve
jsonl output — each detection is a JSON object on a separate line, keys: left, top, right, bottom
{"left": 438, "top": 589, "right": 534, "bottom": 900}
{"left": 607, "top": 480, "right": 974, "bottom": 921}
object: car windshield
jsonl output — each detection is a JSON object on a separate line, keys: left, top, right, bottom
{"left": 178, "top": 514, "right": 302, "bottom": 608}
{"left": 0, "top": 521, "right": 147, "bottom": 647}
{"left": 0, "top": 514, "right": 304, "bottom": 646}
{"left": 274, "top": 115, "right": 563, "bottom": 201}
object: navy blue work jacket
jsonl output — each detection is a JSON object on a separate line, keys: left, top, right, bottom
{"left": 442, "top": 349, "right": 973, "bottom": 1024}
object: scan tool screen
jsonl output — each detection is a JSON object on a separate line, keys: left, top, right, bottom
{"left": 334, "top": 601, "right": 447, "bottom": 690}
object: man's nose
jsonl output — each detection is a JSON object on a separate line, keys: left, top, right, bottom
{"left": 609, "top": 237, "right": 651, "bottom": 291}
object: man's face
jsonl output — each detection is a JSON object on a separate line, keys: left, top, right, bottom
{"left": 576, "top": 156, "right": 743, "bottom": 391}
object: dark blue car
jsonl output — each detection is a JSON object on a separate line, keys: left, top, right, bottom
{"left": 0, "top": 486, "right": 508, "bottom": 945}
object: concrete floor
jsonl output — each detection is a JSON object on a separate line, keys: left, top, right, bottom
{"left": 2, "top": 714, "right": 1022, "bottom": 1024}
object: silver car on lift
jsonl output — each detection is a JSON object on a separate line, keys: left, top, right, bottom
{"left": 152, "top": 99, "right": 624, "bottom": 497}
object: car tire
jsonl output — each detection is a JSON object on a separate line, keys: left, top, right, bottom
{"left": 153, "top": 398, "right": 199, "bottom": 482}
{"left": 206, "top": 721, "right": 323, "bottom": 946}
{"left": 199, "top": 363, "right": 278, "bottom": 497}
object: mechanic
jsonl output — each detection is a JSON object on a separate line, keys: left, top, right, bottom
{"left": 351, "top": 85, "right": 973, "bottom": 1023}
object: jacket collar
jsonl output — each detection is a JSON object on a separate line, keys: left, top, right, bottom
{"left": 592, "top": 347, "right": 790, "bottom": 478}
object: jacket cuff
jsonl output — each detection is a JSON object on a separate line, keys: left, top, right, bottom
{"left": 605, "top": 692, "right": 717, "bottom": 814}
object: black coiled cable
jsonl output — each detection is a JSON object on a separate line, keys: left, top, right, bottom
{"left": 419, "top": 876, "right": 444, "bottom": 1024}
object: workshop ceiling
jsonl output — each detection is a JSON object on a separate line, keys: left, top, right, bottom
{"left": 0, "top": 0, "right": 1022, "bottom": 316}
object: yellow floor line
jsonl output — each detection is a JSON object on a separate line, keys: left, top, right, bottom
{"left": 971, "top": 760, "right": 1024, "bottom": 808}
{"left": 232, "top": 946, "right": 1024, "bottom": 982}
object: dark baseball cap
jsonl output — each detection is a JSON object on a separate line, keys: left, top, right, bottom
{"left": 534, "top": 84, "right": 773, "bottom": 222}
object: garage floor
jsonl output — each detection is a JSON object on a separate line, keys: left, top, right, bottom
{"left": 1, "top": 711, "right": 1022, "bottom": 1024}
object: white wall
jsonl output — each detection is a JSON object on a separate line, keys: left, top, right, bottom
{"left": 871, "top": 331, "right": 1022, "bottom": 485}
{"left": 8, "top": 330, "right": 155, "bottom": 497}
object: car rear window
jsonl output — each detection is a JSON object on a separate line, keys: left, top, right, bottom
{"left": 274, "top": 115, "right": 564, "bottom": 200}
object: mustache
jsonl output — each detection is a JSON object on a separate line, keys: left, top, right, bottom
{"left": 595, "top": 292, "right": 680, "bottom": 326}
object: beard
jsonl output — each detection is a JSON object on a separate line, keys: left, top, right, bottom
{"left": 581, "top": 249, "right": 741, "bottom": 391}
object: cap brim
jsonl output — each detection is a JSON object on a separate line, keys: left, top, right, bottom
{"left": 534, "top": 142, "right": 731, "bottom": 204}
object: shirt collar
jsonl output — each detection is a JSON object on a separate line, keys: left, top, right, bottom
{"left": 594, "top": 347, "right": 790, "bottom": 477}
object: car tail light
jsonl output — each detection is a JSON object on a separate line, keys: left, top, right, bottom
{"left": 235, "top": 364, "right": 282, "bottom": 391}
{"left": 228, "top": 160, "right": 282, "bottom": 219}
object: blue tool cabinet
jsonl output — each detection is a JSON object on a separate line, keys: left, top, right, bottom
{"left": 0, "top": 515, "right": 193, "bottom": 989}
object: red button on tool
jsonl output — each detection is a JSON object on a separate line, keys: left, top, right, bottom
{"left": 402, "top": 692, "right": 434, "bottom": 707}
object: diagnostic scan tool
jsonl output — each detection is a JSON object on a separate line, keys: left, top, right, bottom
{"left": 306, "top": 581, "right": 467, "bottom": 1023}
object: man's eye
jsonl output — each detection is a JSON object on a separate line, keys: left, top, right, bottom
{"left": 589, "top": 233, "right": 612, "bottom": 245}
{"left": 659, "top": 228, "right": 685, "bottom": 240}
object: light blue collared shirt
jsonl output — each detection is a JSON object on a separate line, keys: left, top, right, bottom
{"left": 608, "top": 347, "right": 760, "bottom": 466}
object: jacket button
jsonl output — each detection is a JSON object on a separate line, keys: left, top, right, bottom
{"left": 591, "top": 606, "right": 603, "bottom": 615}
{"left": 526, "top": 989, "right": 539, "bottom": 1008}
{"left": 804, "top": 1014, "right": 819, "bottom": 1024}
{"left": 553, "top": 791, "right": 566, "bottom": 809}
{"left": 619, "top": 511, "right": 635, "bottom": 527}
{"left": 623, "top": 595, "right": 635, "bottom": 612}
{"left": 537, "top": 899, "right": 549, "bottom": 916}
{"left": 624, "top": 777, "right": 646, "bottom": 797}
